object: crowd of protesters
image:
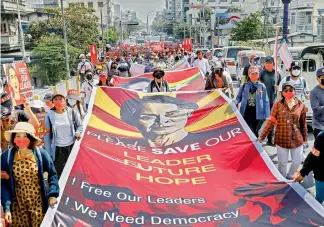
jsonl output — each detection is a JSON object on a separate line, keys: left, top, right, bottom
{"left": 1, "top": 46, "right": 324, "bottom": 226}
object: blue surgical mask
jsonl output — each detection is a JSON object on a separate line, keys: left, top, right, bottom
{"left": 68, "top": 99, "right": 77, "bottom": 106}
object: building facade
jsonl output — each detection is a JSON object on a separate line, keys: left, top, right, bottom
{"left": 1, "top": 0, "right": 30, "bottom": 52}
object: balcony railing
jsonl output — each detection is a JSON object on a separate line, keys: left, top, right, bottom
{"left": 290, "top": 24, "right": 313, "bottom": 33}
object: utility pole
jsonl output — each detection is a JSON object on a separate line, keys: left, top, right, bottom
{"left": 203, "top": 7, "right": 206, "bottom": 48}
{"left": 60, "top": 0, "right": 70, "bottom": 79}
{"left": 16, "top": 0, "right": 26, "bottom": 61}
{"left": 282, "top": 0, "right": 291, "bottom": 42}
{"left": 183, "top": 24, "right": 186, "bottom": 38}
{"left": 100, "top": 8, "right": 103, "bottom": 37}
{"left": 217, "top": 16, "right": 220, "bottom": 47}
{"left": 147, "top": 14, "right": 149, "bottom": 35}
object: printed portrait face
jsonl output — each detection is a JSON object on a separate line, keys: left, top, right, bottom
{"left": 138, "top": 102, "right": 191, "bottom": 136}
{"left": 8, "top": 67, "right": 19, "bottom": 93}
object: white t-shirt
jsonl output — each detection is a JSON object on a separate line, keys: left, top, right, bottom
{"left": 77, "top": 61, "right": 92, "bottom": 74}
{"left": 81, "top": 80, "right": 93, "bottom": 104}
{"left": 167, "top": 56, "right": 174, "bottom": 65}
{"left": 55, "top": 112, "right": 75, "bottom": 147}
{"left": 192, "top": 58, "right": 210, "bottom": 76}
{"left": 278, "top": 76, "right": 309, "bottom": 101}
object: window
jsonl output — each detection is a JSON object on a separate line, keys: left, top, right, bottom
{"left": 98, "top": 2, "right": 103, "bottom": 7}
{"left": 291, "top": 12, "right": 296, "bottom": 25}
{"left": 306, "top": 12, "right": 312, "bottom": 24}
{"left": 302, "top": 59, "right": 316, "bottom": 72}
{"left": 80, "top": 3, "right": 84, "bottom": 6}
{"left": 220, "top": 0, "right": 227, "bottom": 2}
{"left": 1, "top": 23, "right": 7, "bottom": 35}
{"left": 88, "top": 2, "right": 93, "bottom": 7}
{"left": 231, "top": 0, "right": 239, "bottom": 2}
{"left": 271, "top": 1, "right": 274, "bottom": 6}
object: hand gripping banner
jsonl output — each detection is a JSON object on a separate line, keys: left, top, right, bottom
{"left": 112, "top": 67, "right": 205, "bottom": 92}
{"left": 42, "top": 87, "right": 324, "bottom": 227}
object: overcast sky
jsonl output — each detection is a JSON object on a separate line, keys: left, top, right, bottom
{"left": 114, "top": 0, "right": 165, "bottom": 24}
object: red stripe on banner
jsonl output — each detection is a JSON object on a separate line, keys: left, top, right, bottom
{"left": 41, "top": 88, "right": 324, "bottom": 227}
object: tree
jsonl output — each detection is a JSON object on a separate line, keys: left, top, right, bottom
{"left": 103, "top": 28, "right": 118, "bottom": 44}
{"left": 31, "top": 35, "right": 81, "bottom": 85}
{"left": 230, "top": 12, "right": 263, "bottom": 41}
{"left": 27, "top": 5, "right": 99, "bottom": 52}
{"left": 226, "top": 6, "right": 244, "bottom": 13}
{"left": 173, "top": 24, "right": 191, "bottom": 40}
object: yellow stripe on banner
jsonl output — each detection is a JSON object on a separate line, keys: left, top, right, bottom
{"left": 196, "top": 91, "right": 221, "bottom": 108}
{"left": 94, "top": 88, "right": 121, "bottom": 119}
{"left": 88, "top": 114, "right": 143, "bottom": 138}
{"left": 169, "top": 72, "right": 200, "bottom": 87}
{"left": 185, "top": 103, "right": 235, "bottom": 132}
{"left": 138, "top": 92, "right": 177, "bottom": 99}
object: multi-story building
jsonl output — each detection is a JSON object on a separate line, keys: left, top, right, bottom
{"left": 1, "top": 0, "right": 30, "bottom": 52}
{"left": 59, "top": 0, "right": 114, "bottom": 30}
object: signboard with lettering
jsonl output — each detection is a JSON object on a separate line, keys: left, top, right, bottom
{"left": 2, "top": 62, "right": 33, "bottom": 106}
{"left": 41, "top": 87, "right": 324, "bottom": 227}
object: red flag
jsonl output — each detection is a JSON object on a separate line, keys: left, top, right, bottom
{"left": 89, "top": 45, "right": 98, "bottom": 65}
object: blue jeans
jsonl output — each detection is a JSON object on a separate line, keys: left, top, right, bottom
{"left": 315, "top": 179, "right": 324, "bottom": 204}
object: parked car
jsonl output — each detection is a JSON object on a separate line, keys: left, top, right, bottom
{"left": 223, "top": 46, "right": 252, "bottom": 78}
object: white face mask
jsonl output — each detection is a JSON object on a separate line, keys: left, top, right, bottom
{"left": 68, "top": 99, "right": 77, "bottom": 106}
{"left": 149, "top": 60, "right": 154, "bottom": 64}
{"left": 292, "top": 69, "right": 301, "bottom": 77}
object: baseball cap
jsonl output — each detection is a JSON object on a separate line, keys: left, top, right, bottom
{"left": 282, "top": 81, "right": 296, "bottom": 90}
{"left": 51, "top": 93, "right": 65, "bottom": 101}
{"left": 316, "top": 66, "right": 324, "bottom": 77}
{"left": 30, "top": 100, "right": 44, "bottom": 109}
{"left": 79, "top": 54, "right": 85, "bottom": 59}
{"left": 265, "top": 56, "right": 274, "bottom": 63}
{"left": 290, "top": 61, "right": 301, "bottom": 69}
{"left": 43, "top": 92, "right": 53, "bottom": 102}
{"left": 248, "top": 66, "right": 260, "bottom": 74}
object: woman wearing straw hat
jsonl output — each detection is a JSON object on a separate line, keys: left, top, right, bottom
{"left": 1, "top": 122, "right": 59, "bottom": 226}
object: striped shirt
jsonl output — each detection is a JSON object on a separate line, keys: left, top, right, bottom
{"left": 278, "top": 76, "right": 310, "bottom": 101}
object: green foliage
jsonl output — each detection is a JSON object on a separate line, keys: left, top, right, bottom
{"left": 103, "top": 28, "right": 118, "bottom": 44}
{"left": 198, "top": 8, "right": 212, "bottom": 22}
{"left": 27, "top": 5, "right": 99, "bottom": 52}
{"left": 226, "top": 6, "right": 244, "bottom": 13}
{"left": 31, "top": 35, "right": 81, "bottom": 85}
{"left": 27, "top": 21, "right": 49, "bottom": 45}
{"left": 152, "top": 21, "right": 169, "bottom": 33}
{"left": 173, "top": 24, "right": 191, "bottom": 39}
{"left": 230, "top": 12, "right": 263, "bottom": 41}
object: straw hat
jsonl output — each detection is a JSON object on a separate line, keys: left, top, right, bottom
{"left": 5, "top": 122, "right": 42, "bottom": 145}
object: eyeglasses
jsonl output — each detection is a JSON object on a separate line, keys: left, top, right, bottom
{"left": 283, "top": 88, "right": 294, "bottom": 92}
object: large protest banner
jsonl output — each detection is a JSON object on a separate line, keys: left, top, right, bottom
{"left": 2, "top": 62, "right": 33, "bottom": 106}
{"left": 112, "top": 67, "right": 204, "bottom": 92}
{"left": 168, "top": 59, "right": 190, "bottom": 71}
{"left": 42, "top": 87, "right": 324, "bottom": 227}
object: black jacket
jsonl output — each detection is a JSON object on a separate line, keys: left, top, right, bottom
{"left": 300, "top": 132, "right": 324, "bottom": 181}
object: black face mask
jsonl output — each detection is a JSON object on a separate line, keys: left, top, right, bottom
{"left": 214, "top": 68, "right": 222, "bottom": 75}
{"left": 111, "top": 66, "right": 117, "bottom": 69}
{"left": 86, "top": 74, "right": 93, "bottom": 80}
{"left": 321, "top": 78, "right": 324, "bottom": 86}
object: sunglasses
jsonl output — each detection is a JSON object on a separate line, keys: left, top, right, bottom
{"left": 283, "top": 88, "right": 294, "bottom": 92}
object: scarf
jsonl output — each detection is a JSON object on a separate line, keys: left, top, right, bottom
{"left": 248, "top": 81, "right": 258, "bottom": 94}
